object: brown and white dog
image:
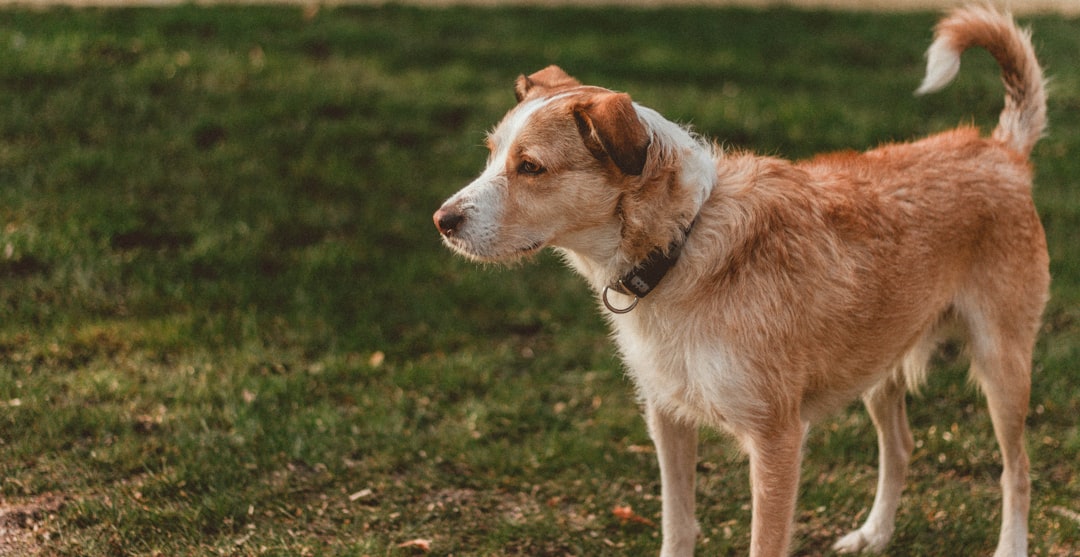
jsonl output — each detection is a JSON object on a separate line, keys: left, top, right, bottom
{"left": 433, "top": 6, "right": 1048, "bottom": 556}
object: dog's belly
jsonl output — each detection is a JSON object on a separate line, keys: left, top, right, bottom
{"left": 610, "top": 299, "right": 945, "bottom": 432}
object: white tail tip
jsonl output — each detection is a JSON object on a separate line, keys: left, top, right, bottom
{"left": 915, "top": 39, "right": 962, "bottom": 95}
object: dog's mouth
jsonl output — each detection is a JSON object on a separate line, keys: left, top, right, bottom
{"left": 441, "top": 234, "right": 546, "bottom": 262}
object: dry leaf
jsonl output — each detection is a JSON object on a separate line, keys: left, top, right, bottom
{"left": 612, "top": 504, "right": 656, "bottom": 527}
{"left": 348, "top": 488, "right": 373, "bottom": 502}
{"left": 1050, "top": 506, "right": 1080, "bottom": 526}
{"left": 396, "top": 539, "right": 432, "bottom": 552}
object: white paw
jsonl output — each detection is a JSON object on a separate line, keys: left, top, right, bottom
{"left": 832, "top": 527, "right": 890, "bottom": 554}
{"left": 992, "top": 543, "right": 1028, "bottom": 557}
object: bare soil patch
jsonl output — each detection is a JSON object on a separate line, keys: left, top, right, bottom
{"left": 0, "top": 495, "right": 64, "bottom": 557}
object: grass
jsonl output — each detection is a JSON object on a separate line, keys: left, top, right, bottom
{"left": 0, "top": 4, "right": 1077, "bottom": 556}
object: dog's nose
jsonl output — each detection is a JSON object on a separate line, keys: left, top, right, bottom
{"left": 433, "top": 207, "right": 464, "bottom": 236}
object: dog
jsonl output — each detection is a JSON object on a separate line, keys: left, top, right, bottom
{"left": 433, "top": 6, "right": 1048, "bottom": 556}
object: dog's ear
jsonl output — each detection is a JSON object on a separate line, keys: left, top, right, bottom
{"left": 572, "top": 92, "right": 651, "bottom": 176}
{"left": 515, "top": 65, "right": 581, "bottom": 103}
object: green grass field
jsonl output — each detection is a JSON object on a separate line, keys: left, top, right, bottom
{"left": 0, "top": 4, "right": 1078, "bottom": 555}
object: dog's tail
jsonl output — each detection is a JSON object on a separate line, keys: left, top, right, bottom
{"left": 915, "top": 5, "right": 1046, "bottom": 156}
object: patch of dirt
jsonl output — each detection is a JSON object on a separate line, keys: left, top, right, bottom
{"left": 0, "top": 495, "right": 65, "bottom": 557}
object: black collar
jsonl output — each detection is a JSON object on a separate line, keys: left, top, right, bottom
{"left": 602, "top": 219, "right": 695, "bottom": 314}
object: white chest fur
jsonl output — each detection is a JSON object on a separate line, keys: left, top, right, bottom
{"left": 609, "top": 310, "right": 767, "bottom": 433}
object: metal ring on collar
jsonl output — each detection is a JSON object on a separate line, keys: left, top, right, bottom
{"left": 602, "top": 285, "right": 639, "bottom": 314}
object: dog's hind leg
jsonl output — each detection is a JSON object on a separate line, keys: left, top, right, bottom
{"left": 966, "top": 316, "right": 1036, "bottom": 557}
{"left": 647, "top": 404, "right": 700, "bottom": 557}
{"left": 832, "top": 371, "right": 915, "bottom": 554}
{"left": 979, "top": 359, "right": 1031, "bottom": 557}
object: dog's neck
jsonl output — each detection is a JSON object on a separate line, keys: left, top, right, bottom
{"left": 560, "top": 108, "right": 717, "bottom": 304}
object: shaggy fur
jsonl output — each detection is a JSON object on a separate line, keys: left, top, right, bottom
{"left": 433, "top": 6, "right": 1048, "bottom": 556}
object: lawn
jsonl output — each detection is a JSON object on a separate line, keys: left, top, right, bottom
{"left": 0, "top": 4, "right": 1077, "bottom": 556}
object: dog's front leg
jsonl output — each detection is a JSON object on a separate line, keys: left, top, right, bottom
{"left": 746, "top": 419, "right": 805, "bottom": 557}
{"left": 646, "top": 403, "right": 699, "bottom": 557}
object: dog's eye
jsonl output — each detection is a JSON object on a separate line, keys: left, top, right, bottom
{"left": 518, "top": 159, "right": 545, "bottom": 175}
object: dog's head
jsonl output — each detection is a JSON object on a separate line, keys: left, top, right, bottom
{"left": 434, "top": 66, "right": 705, "bottom": 268}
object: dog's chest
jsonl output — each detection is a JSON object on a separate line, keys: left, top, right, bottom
{"left": 610, "top": 315, "right": 766, "bottom": 430}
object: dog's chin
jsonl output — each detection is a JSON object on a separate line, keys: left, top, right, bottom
{"left": 441, "top": 236, "right": 545, "bottom": 264}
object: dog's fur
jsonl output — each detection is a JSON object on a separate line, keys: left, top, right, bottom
{"left": 434, "top": 6, "right": 1048, "bottom": 556}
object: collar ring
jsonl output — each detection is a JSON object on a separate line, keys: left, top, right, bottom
{"left": 602, "top": 285, "right": 639, "bottom": 314}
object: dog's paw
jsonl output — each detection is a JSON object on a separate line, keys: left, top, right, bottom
{"left": 832, "top": 527, "right": 890, "bottom": 554}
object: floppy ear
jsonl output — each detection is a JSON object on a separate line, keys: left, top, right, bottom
{"left": 572, "top": 92, "right": 651, "bottom": 176}
{"left": 515, "top": 65, "right": 582, "bottom": 103}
